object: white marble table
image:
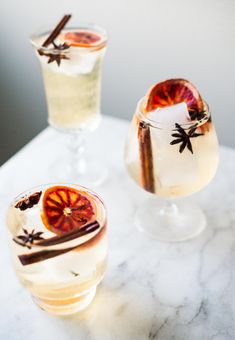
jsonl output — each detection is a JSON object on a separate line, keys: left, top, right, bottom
{"left": 0, "top": 116, "right": 235, "bottom": 340}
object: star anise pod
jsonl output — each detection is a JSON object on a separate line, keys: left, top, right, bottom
{"left": 170, "top": 123, "right": 204, "bottom": 154}
{"left": 38, "top": 41, "right": 70, "bottom": 66}
{"left": 15, "top": 191, "right": 42, "bottom": 211}
{"left": 13, "top": 229, "right": 44, "bottom": 249}
{"left": 188, "top": 109, "right": 207, "bottom": 121}
{"left": 46, "top": 52, "right": 69, "bottom": 66}
{"left": 52, "top": 41, "right": 70, "bottom": 51}
{"left": 37, "top": 14, "right": 71, "bottom": 66}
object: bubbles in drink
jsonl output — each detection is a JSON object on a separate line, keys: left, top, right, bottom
{"left": 32, "top": 26, "right": 107, "bottom": 131}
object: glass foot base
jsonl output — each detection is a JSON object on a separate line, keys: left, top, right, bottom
{"left": 135, "top": 198, "right": 206, "bottom": 242}
{"left": 32, "top": 287, "right": 96, "bottom": 316}
{"left": 48, "top": 157, "right": 108, "bottom": 188}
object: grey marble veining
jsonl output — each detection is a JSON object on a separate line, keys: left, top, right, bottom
{"left": 0, "top": 116, "right": 235, "bottom": 340}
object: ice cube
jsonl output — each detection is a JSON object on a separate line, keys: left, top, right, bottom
{"left": 147, "top": 103, "right": 198, "bottom": 194}
{"left": 150, "top": 120, "right": 198, "bottom": 191}
{"left": 64, "top": 49, "right": 100, "bottom": 75}
{"left": 40, "top": 50, "right": 99, "bottom": 76}
{"left": 147, "top": 102, "right": 190, "bottom": 125}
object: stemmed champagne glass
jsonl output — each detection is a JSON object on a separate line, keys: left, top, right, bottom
{"left": 31, "top": 15, "right": 107, "bottom": 186}
{"left": 125, "top": 79, "right": 219, "bottom": 242}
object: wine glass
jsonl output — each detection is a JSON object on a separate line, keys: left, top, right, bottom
{"left": 125, "top": 95, "right": 219, "bottom": 242}
{"left": 30, "top": 22, "right": 107, "bottom": 186}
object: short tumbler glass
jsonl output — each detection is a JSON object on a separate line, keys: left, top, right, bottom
{"left": 6, "top": 183, "right": 107, "bottom": 315}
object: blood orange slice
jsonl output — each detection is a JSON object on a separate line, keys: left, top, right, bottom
{"left": 145, "top": 79, "right": 204, "bottom": 118}
{"left": 41, "top": 186, "right": 96, "bottom": 235}
{"left": 61, "top": 31, "right": 102, "bottom": 47}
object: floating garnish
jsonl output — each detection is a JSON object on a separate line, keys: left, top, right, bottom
{"left": 45, "top": 48, "right": 69, "bottom": 66}
{"left": 170, "top": 123, "right": 204, "bottom": 154}
{"left": 35, "top": 220, "right": 99, "bottom": 247}
{"left": 138, "top": 121, "right": 155, "bottom": 193}
{"left": 18, "top": 221, "right": 101, "bottom": 266}
{"left": 41, "top": 185, "right": 95, "bottom": 235}
{"left": 61, "top": 31, "right": 101, "bottom": 47}
{"left": 13, "top": 221, "right": 99, "bottom": 249}
{"left": 189, "top": 109, "right": 207, "bottom": 121}
{"left": 145, "top": 79, "right": 204, "bottom": 121}
{"left": 13, "top": 228, "right": 44, "bottom": 249}
{"left": 15, "top": 191, "right": 42, "bottom": 211}
{"left": 38, "top": 14, "right": 71, "bottom": 66}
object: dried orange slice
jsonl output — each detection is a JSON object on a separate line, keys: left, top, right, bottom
{"left": 61, "top": 31, "right": 102, "bottom": 47}
{"left": 145, "top": 79, "right": 204, "bottom": 117}
{"left": 41, "top": 186, "right": 96, "bottom": 235}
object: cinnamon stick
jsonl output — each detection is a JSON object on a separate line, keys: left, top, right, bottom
{"left": 138, "top": 121, "right": 155, "bottom": 193}
{"left": 42, "top": 14, "right": 71, "bottom": 47}
{"left": 35, "top": 221, "right": 99, "bottom": 247}
{"left": 19, "top": 247, "right": 76, "bottom": 266}
{"left": 18, "top": 223, "right": 102, "bottom": 266}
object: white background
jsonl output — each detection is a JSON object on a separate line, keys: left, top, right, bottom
{"left": 0, "top": 0, "right": 234, "bottom": 164}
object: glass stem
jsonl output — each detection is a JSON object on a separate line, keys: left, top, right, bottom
{"left": 67, "top": 131, "right": 86, "bottom": 178}
{"left": 160, "top": 199, "right": 178, "bottom": 216}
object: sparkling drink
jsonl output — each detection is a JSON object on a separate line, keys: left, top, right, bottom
{"left": 30, "top": 16, "right": 108, "bottom": 186}
{"left": 125, "top": 79, "right": 219, "bottom": 241}
{"left": 6, "top": 184, "right": 107, "bottom": 315}
{"left": 125, "top": 100, "right": 219, "bottom": 198}
{"left": 31, "top": 25, "right": 107, "bottom": 131}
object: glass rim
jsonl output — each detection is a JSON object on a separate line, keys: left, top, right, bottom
{"left": 11, "top": 182, "right": 107, "bottom": 221}
{"left": 136, "top": 97, "right": 211, "bottom": 130}
{"left": 30, "top": 23, "right": 108, "bottom": 53}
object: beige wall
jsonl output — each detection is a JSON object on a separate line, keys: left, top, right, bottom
{"left": 0, "top": 0, "right": 234, "bottom": 164}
